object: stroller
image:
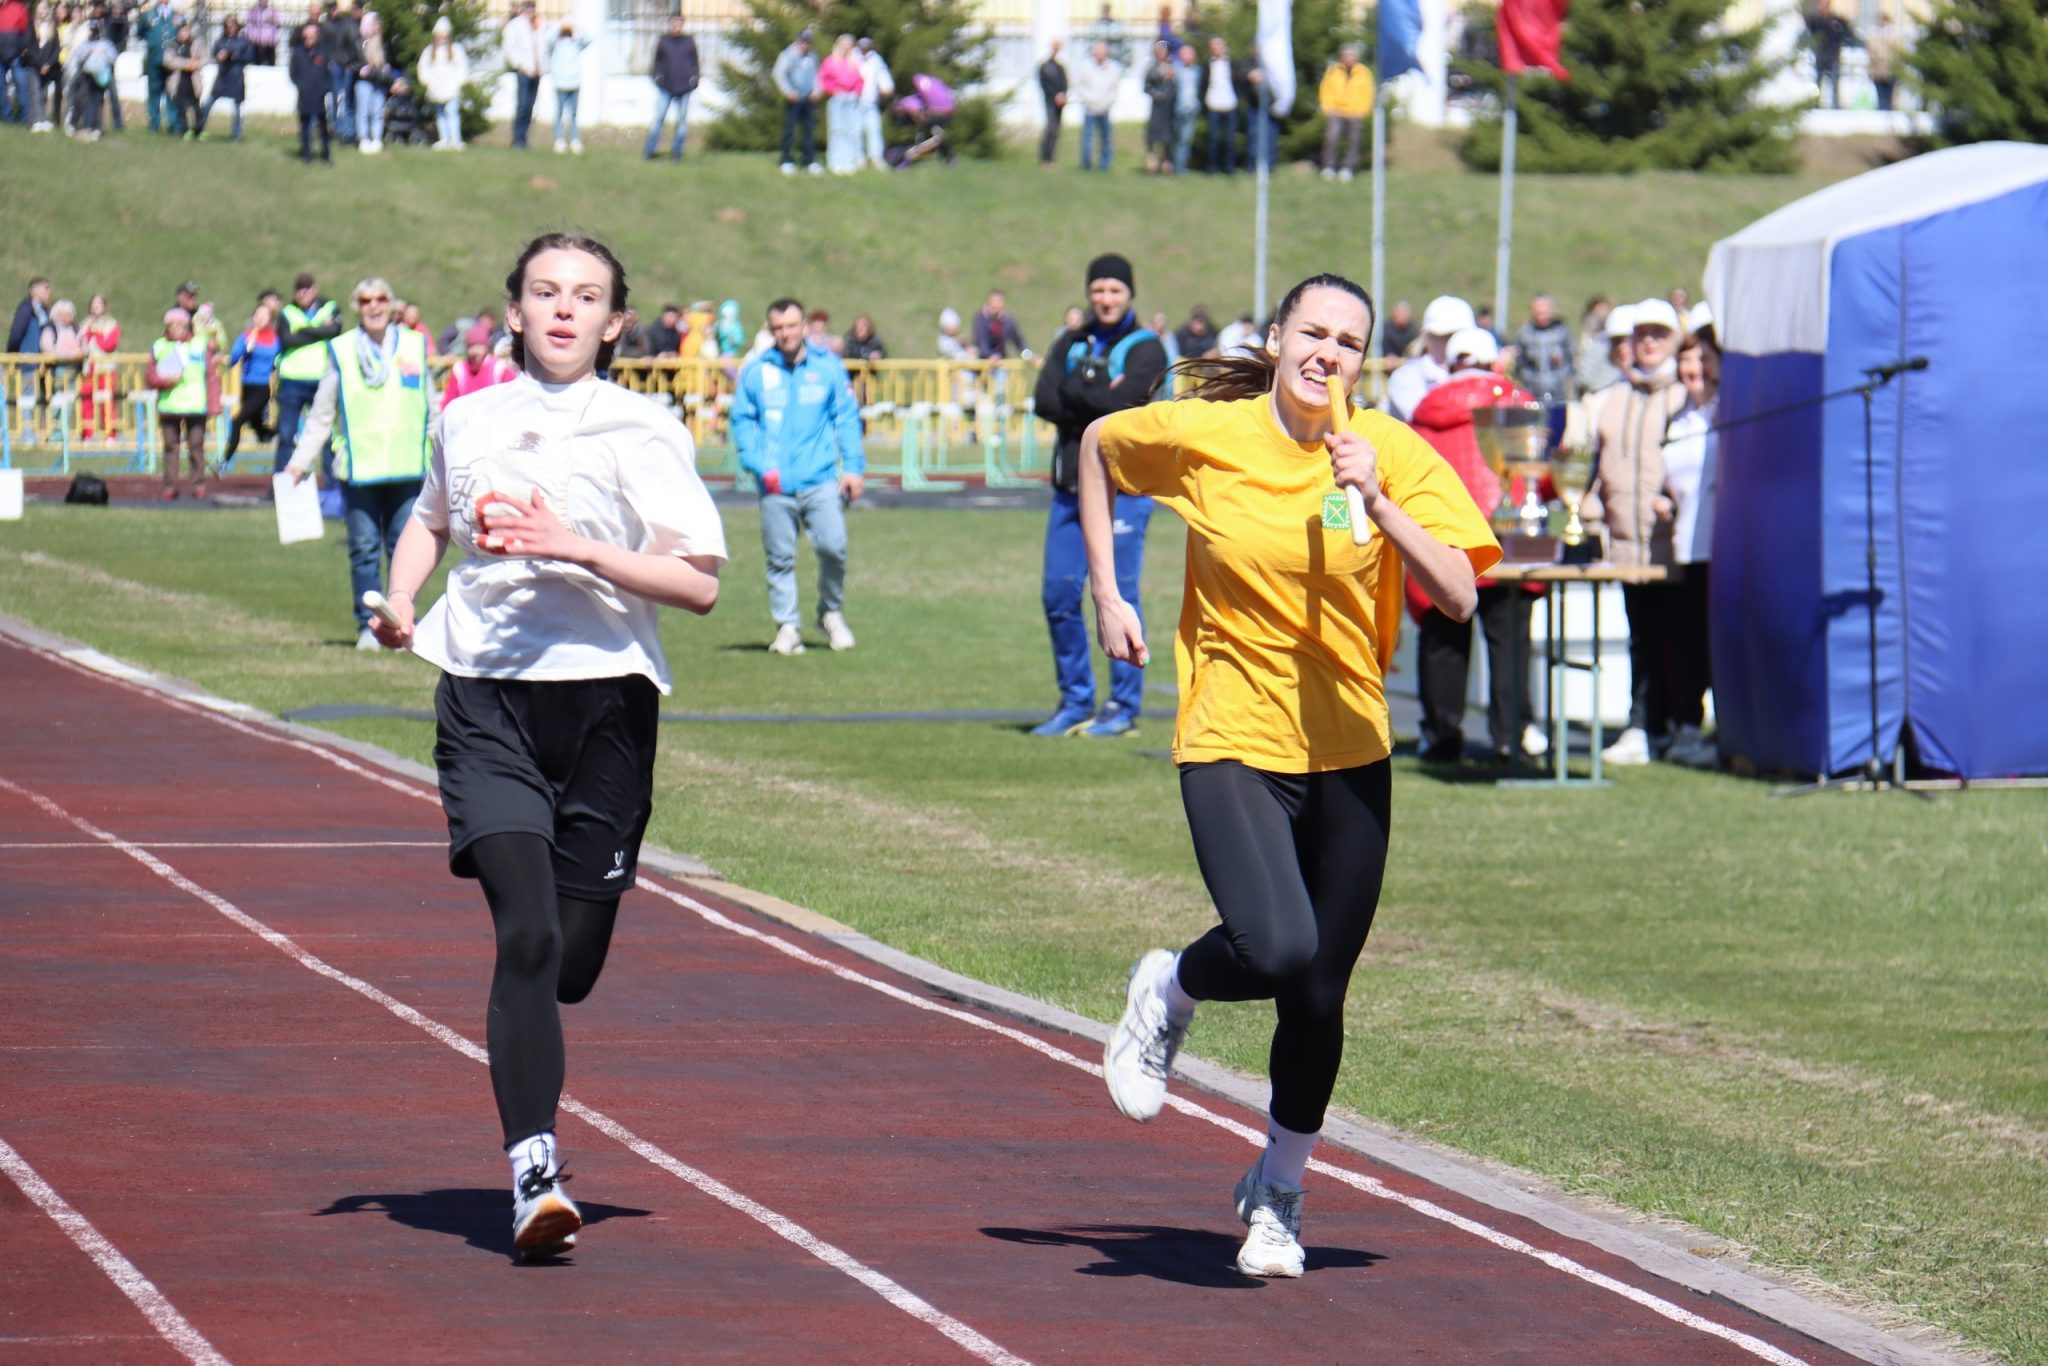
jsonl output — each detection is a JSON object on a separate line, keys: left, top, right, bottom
{"left": 382, "top": 78, "right": 431, "bottom": 147}
{"left": 888, "top": 72, "right": 957, "bottom": 167}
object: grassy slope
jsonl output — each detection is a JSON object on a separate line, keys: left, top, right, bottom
{"left": 1, "top": 503, "right": 2043, "bottom": 1362}
{"left": 1, "top": 125, "right": 1859, "bottom": 356}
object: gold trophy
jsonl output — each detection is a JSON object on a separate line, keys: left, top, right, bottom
{"left": 1471, "top": 403, "right": 1556, "bottom": 562}
{"left": 1551, "top": 444, "right": 1595, "bottom": 549}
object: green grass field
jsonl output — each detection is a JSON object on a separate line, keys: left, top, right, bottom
{"left": 1, "top": 502, "right": 2043, "bottom": 1361}
{"left": 3, "top": 123, "right": 1871, "bottom": 357}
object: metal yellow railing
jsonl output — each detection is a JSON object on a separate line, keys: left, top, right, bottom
{"left": 2, "top": 352, "right": 1393, "bottom": 483}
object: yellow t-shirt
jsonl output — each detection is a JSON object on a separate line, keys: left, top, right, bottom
{"left": 1100, "top": 394, "right": 1500, "bottom": 773}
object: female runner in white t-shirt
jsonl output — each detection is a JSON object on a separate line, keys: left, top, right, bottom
{"left": 370, "top": 233, "right": 727, "bottom": 1257}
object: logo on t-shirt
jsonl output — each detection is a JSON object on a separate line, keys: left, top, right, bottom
{"left": 1320, "top": 491, "right": 1352, "bottom": 532}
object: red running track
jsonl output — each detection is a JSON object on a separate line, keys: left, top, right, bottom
{"left": 0, "top": 633, "right": 1862, "bottom": 1365}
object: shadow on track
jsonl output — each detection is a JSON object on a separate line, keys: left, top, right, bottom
{"left": 316, "top": 1188, "right": 652, "bottom": 1264}
{"left": 982, "top": 1224, "right": 1381, "bottom": 1286}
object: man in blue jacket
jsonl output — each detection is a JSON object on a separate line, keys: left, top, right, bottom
{"left": 732, "top": 297, "right": 866, "bottom": 655}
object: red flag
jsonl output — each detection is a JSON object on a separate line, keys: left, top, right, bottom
{"left": 1497, "top": 0, "right": 1570, "bottom": 80}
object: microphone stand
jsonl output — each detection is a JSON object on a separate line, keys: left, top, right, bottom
{"left": 1763, "top": 357, "right": 1930, "bottom": 798}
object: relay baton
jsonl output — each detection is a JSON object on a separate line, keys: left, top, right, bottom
{"left": 1325, "top": 374, "right": 1373, "bottom": 545}
{"left": 361, "top": 590, "right": 405, "bottom": 630}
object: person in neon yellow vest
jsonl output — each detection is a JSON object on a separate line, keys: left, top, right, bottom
{"left": 286, "top": 277, "right": 432, "bottom": 650}
{"left": 274, "top": 271, "right": 344, "bottom": 475}
{"left": 146, "top": 307, "right": 218, "bottom": 501}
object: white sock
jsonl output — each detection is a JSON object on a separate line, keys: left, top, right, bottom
{"left": 507, "top": 1131, "right": 557, "bottom": 1187}
{"left": 1261, "top": 1118, "right": 1319, "bottom": 1189}
{"left": 1156, "top": 952, "right": 1200, "bottom": 1022}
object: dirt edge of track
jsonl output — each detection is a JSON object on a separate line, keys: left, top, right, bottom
{"left": 0, "top": 609, "right": 1982, "bottom": 1366}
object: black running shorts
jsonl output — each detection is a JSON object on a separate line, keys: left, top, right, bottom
{"left": 434, "top": 672, "right": 660, "bottom": 899}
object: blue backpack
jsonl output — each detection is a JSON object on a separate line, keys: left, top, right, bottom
{"left": 1064, "top": 327, "right": 1158, "bottom": 384}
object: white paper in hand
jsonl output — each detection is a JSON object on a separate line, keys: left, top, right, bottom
{"left": 273, "top": 472, "right": 325, "bottom": 544}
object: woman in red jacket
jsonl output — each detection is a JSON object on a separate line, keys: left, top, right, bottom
{"left": 1404, "top": 329, "right": 1546, "bottom": 763}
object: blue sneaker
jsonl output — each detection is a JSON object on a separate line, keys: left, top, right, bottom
{"left": 1030, "top": 704, "right": 1095, "bottom": 737}
{"left": 1083, "top": 703, "right": 1138, "bottom": 738}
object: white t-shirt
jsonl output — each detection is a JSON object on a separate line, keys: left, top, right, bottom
{"left": 1206, "top": 58, "right": 1238, "bottom": 111}
{"left": 1383, "top": 352, "right": 1450, "bottom": 422}
{"left": 410, "top": 375, "right": 727, "bottom": 694}
{"left": 1663, "top": 397, "right": 1717, "bottom": 564}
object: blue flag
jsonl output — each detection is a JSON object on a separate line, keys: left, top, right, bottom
{"left": 1379, "top": 0, "right": 1422, "bottom": 79}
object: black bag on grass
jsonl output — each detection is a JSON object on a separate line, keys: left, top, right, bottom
{"left": 64, "top": 473, "right": 109, "bottom": 506}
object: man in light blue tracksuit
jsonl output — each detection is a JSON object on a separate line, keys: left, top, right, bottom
{"left": 733, "top": 296, "right": 866, "bottom": 656}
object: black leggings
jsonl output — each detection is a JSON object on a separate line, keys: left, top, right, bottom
{"left": 471, "top": 832, "right": 623, "bottom": 1146}
{"left": 222, "top": 382, "right": 274, "bottom": 464}
{"left": 1174, "top": 760, "right": 1392, "bottom": 1134}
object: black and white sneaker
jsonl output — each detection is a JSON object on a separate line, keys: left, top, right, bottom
{"left": 512, "top": 1163, "right": 581, "bottom": 1257}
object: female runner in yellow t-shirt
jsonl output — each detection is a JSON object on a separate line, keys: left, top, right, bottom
{"left": 1083, "top": 273, "right": 1500, "bottom": 1278}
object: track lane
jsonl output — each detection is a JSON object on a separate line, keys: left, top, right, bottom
{"left": 0, "top": 635, "right": 1866, "bottom": 1364}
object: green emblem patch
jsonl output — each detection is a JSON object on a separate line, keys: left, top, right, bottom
{"left": 1320, "top": 491, "right": 1351, "bottom": 532}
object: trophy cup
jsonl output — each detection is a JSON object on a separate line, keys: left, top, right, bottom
{"left": 1471, "top": 403, "right": 1557, "bottom": 562}
{"left": 1551, "top": 444, "right": 1595, "bottom": 552}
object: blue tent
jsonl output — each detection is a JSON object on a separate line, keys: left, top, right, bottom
{"left": 1702, "top": 143, "right": 2048, "bottom": 779}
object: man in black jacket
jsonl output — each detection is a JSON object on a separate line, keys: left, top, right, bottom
{"left": 1031, "top": 253, "right": 1167, "bottom": 738}
{"left": 320, "top": 0, "right": 361, "bottom": 141}
{"left": 644, "top": 13, "right": 698, "bottom": 161}
{"left": 8, "top": 277, "right": 51, "bottom": 355}
{"left": 288, "top": 22, "right": 331, "bottom": 162}
{"left": 1037, "top": 40, "right": 1066, "bottom": 166}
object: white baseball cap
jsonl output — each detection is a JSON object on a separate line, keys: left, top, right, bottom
{"left": 1447, "top": 326, "right": 1499, "bottom": 368}
{"left": 1604, "top": 303, "right": 1638, "bottom": 340}
{"left": 1422, "top": 295, "right": 1477, "bottom": 337}
{"left": 1687, "top": 300, "right": 1715, "bottom": 335}
{"left": 1631, "top": 298, "right": 1682, "bottom": 334}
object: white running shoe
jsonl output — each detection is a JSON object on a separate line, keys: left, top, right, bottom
{"left": 768, "top": 622, "right": 806, "bottom": 655}
{"left": 355, "top": 627, "right": 383, "bottom": 651}
{"left": 554, "top": 137, "right": 567, "bottom": 153}
{"left": 1103, "top": 949, "right": 1188, "bottom": 1122}
{"left": 1522, "top": 722, "right": 1550, "bottom": 758}
{"left": 571, "top": 138, "right": 584, "bottom": 154}
{"left": 1601, "top": 726, "right": 1652, "bottom": 766}
{"left": 1233, "top": 1153, "right": 1306, "bottom": 1278}
{"left": 511, "top": 1163, "right": 581, "bottom": 1257}
{"left": 819, "top": 611, "right": 856, "bottom": 652}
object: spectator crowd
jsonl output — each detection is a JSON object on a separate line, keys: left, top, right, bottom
{"left": 11, "top": 257, "right": 1726, "bottom": 776}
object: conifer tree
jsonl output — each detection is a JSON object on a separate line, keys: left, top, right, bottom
{"left": 706, "top": 0, "right": 997, "bottom": 157}
{"left": 372, "top": 0, "right": 493, "bottom": 138}
{"left": 1907, "top": 0, "right": 2048, "bottom": 146}
{"left": 1458, "top": 0, "right": 1802, "bottom": 173}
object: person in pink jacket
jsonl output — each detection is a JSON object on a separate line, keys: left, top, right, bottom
{"left": 818, "top": 34, "right": 863, "bottom": 173}
{"left": 442, "top": 321, "right": 517, "bottom": 406}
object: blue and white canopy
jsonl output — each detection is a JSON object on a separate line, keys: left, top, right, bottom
{"left": 1700, "top": 143, "right": 2048, "bottom": 779}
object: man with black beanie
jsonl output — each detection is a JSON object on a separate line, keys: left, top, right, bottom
{"left": 1031, "top": 252, "right": 1168, "bottom": 738}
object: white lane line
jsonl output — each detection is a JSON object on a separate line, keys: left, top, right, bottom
{"left": 0, "top": 1133, "right": 229, "bottom": 1366}
{"left": 634, "top": 879, "right": 1813, "bottom": 1366}
{"left": 4, "top": 633, "right": 1811, "bottom": 1362}
{"left": 2, "top": 637, "right": 440, "bottom": 809}
{"left": 0, "top": 774, "right": 1028, "bottom": 1366}
{"left": 0, "top": 841, "right": 444, "bottom": 850}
